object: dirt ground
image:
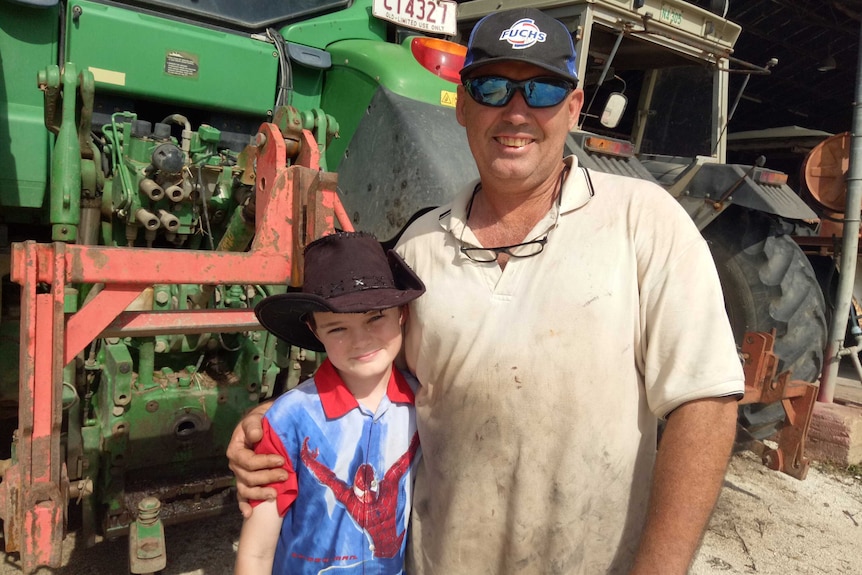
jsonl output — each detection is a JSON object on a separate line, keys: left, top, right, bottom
{"left": 1, "top": 449, "right": 861, "bottom": 574}
{"left": 691, "top": 450, "right": 862, "bottom": 575}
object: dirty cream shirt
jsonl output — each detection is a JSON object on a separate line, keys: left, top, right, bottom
{"left": 395, "top": 156, "right": 745, "bottom": 574}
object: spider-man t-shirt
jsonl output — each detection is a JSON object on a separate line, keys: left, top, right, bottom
{"left": 253, "top": 358, "right": 420, "bottom": 575}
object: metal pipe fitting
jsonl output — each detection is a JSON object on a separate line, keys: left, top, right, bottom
{"left": 164, "top": 184, "right": 185, "bottom": 202}
{"left": 134, "top": 208, "right": 160, "bottom": 231}
{"left": 139, "top": 178, "right": 165, "bottom": 201}
{"left": 157, "top": 209, "right": 180, "bottom": 233}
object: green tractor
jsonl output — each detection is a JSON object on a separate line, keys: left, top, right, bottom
{"left": 0, "top": 0, "right": 474, "bottom": 571}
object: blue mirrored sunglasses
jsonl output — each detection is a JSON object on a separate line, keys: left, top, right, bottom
{"left": 463, "top": 76, "right": 574, "bottom": 108}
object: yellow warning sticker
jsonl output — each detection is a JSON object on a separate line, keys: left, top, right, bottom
{"left": 88, "top": 67, "right": 126, "bottom": 87}
{"left": 440, "top": 90, "right": 457, "bottom": 108}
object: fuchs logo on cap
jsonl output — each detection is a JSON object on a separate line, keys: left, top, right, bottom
{"left": 499, "top": 18, "right": 547, "bottom": 50}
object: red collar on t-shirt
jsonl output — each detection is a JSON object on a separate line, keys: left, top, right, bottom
{"left": 315, "top": 358, "right": 415, "bottom": 419}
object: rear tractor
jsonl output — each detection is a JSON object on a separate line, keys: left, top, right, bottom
{"left": 458, "top": 0, "right": 831, "bottom": 472}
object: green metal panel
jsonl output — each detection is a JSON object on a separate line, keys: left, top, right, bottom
{"left": 280, "top": 0, "right": 388, "bottom": 50}
{"left": 66, "top": 0, "right": 278, "bottom": 115}
{"left": 322, "top": 37, "right": 459, "bottom": 168}
{"left": 279, "top": 0, "right": 390, "bottom": 113}
{"left": 0, "top": 1, "right": 58, "bottom": 213}
{"left": 285, "top": 66, "right": 326, "bottom": 116}
{"left": 328, "top": 38, "right": 458, "bottom": 106}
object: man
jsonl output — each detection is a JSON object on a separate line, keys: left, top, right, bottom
{"left": 228, "top": 8, "right": 745, "bottom": 574}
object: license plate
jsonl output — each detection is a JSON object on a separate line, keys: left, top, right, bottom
{"left": 659, "top": 4, "right": 683, "bottom": 26}
{"left": 372, "top": 0, "right": 457, "bottom": 36}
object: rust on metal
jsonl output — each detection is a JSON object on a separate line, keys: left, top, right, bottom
{"left": 99, "top": 308, "right": 260, "bottom": 339}
{"left": 739, "top": 330, "right": 819, "bottom": 479}
{"left": 6, "top": 125, "right": 350, "bottom": 573}
{"left": 64, "top": 284, "right": 143, "bottom": 365}
{"left": 3, "top": 241, "right": 67, "bottom": 572}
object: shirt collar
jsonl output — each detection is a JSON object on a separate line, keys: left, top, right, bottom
{"left": 315, "top": 358, "right": 416, "bottom": 418}
{"left": 560, "top": 155, "right": 594, "bottom": 214}
{"left": 440, "top": 155, "right": 592, "bottom": 238}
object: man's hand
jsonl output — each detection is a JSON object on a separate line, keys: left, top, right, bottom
{"left": 226, "top": 401, "right": 288, "bottom": 518}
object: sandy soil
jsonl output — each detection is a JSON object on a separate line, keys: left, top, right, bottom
{"left": 691, "top": 450, "right": 862, "bottom": 575}
{"left": 1, "top": 450, "right": 860, "bottom": 574}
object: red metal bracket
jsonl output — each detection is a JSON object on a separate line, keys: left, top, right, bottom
{"left": 739, "top": 331, "right": 819, "bottom": 479}
{"left": 1, "top": 126, "right": 352, "bottom": 573}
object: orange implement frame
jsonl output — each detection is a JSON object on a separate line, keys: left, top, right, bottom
{"left": 739, "top": 331, "right": 819, "bottom": 480}
{"left": 0, "top": 125, "right": 352, "bottom": 573}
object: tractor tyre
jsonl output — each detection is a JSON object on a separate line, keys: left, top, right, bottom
{"left": 702, "top": 208, "right": 827, "bottom": 439}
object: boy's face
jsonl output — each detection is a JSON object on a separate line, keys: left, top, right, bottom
{"left": 310, "top": 307, "right": 404, "bottom": 385}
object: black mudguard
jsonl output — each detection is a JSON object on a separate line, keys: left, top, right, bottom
{"left": 687, "top": 163, "right": 818, "bottom": 221}
{"left": 336, "top": 87, "right": 478, "bottom": 243}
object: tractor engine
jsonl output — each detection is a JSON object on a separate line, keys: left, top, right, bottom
{"left": 53, "top": 107, "right": 277, "bottom": 542}
{"left": 2, "top": 63, "right": 328, "bottom": 573}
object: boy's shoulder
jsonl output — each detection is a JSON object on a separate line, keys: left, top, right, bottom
{"left": 265, "top": 376, "right": 322, "bottom": 420}
{"left": 395, "top": 367, "right": 420, "bottom": 396}
{"left": 266, "top": 367, "right": 417, "bottom": 422}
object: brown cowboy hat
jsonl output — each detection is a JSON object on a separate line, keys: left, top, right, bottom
{"left": 254, "top": 231, "right": 425, "bottom": 352}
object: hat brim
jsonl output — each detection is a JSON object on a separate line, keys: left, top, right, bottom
{"left": 254, "top": 250, "right": 424, "bottom": 352}
{"left": 460, "top": 58, "right": 578, "bottom": 85}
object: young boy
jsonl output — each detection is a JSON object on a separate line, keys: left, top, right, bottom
{"left": 234, "top": 231, "right": 425, "bottom": 575}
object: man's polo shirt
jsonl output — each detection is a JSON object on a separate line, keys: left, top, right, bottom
{"left": 395, "top": 156, "right": 745, "bottom": 573}
{"left": 254, "top": 359, "right": 420, "bottom": 575}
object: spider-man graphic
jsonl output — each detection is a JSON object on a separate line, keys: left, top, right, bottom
{"left": 301, "top": 432, "right": 420, "bottom": 558}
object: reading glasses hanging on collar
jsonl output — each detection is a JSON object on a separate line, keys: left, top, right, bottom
{"left": 459, "top": 234, "right": 550, "bottom": 263}
{"left": 458, "top": 189, "right": 562, "bottom": 264}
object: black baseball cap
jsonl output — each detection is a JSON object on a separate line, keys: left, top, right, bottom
{"left": 460, "top": 8, "right": 578, "bottom": 84}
